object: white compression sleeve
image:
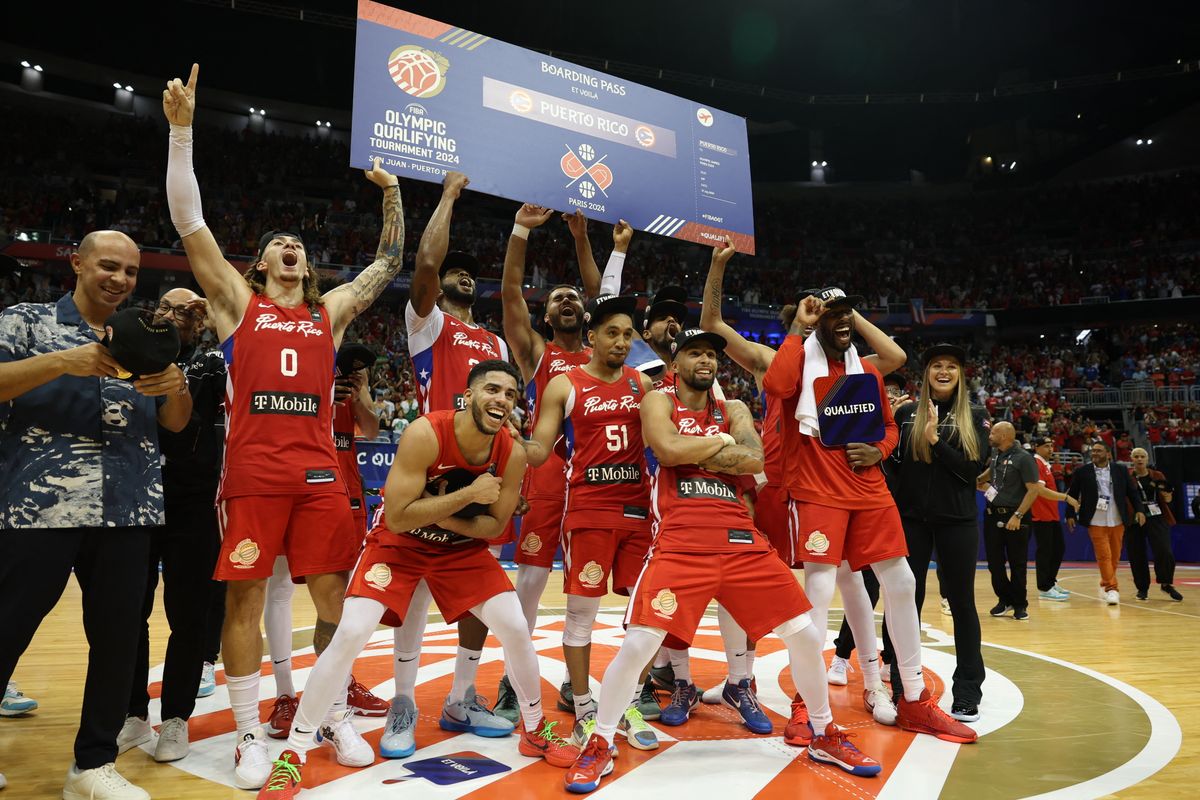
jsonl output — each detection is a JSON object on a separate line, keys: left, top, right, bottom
{"left": 802, "top": 561, "right": 838, "bottom": 646}
{"left": 265, "top": 556, "right": 296, "bottom": 697}
{"left": 595, "top": 625, "right": 665, "bottom": 746}
{"left": 599, "top": 251, "right": 626, "bottom": 296}
{"left": 716, "top": 603, "right": 749, "bottom": 683}
{"left": 777, "top": 618, "right": 834, "bottom": 733}
{"left": 166, "top": 124, "right": 205, "bottom": 237}
{"left": 473, "top": 593, "right": 544, "bottom": 732}
{"left": 393, "top": 580, "right": 433, "bottom": 699}
{"left": 836, "top": 562, "right": 881, "bottom": 688}
{"left": 872, "top": 556, "right": 924, "bottom": 702}
{"left": 515, "top": 564, "right": 551, "bottom": 635}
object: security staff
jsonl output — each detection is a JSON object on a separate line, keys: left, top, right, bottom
{"left": 977, "top": 421, "right": 1040, "bottom": 621}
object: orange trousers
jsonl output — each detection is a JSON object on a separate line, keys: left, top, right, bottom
{"left": 1088, "top": 524, "right": 1125, "bottom": 592}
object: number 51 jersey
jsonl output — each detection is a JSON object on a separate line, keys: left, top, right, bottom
{"left": 561, "top": 366, "right": 650, "bottom": 533}
{"left": 218, "top": 294, "right": 344, "bottom": 499}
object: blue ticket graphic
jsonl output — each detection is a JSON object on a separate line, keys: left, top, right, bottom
{"left": 814, "top": 374, "right": 886, "bottom": 447}
{"left": 352, "top": 1, "right": 756, "bottom": 253}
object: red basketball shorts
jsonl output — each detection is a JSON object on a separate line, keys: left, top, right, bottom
{"left": 516, "top": 493, "right": 565, "bottom": 568}
{"left": 563, "top": 527, "right": 651, "bottom": 597}
{"left": 626, "top": 544, "right": 813, "bottom": 646}
{"left": 787, "top": 499, "right": 908, "bottom": 571}
{"left": 215, "top": 492, "right": 360, "bottom": 582}
{"left": 756, "top": 484, "right": 798, "bottom": 567}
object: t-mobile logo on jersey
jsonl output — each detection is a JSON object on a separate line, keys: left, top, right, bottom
{"left": 334, "top": 431, "right": 353, "bottom": 450}
{"left": 582, "top": 395, "right": 639, "bottom": 415}
{"left": 676, "top": 477, "right": 737, "bottom": 502}
{"left": 584, "top": 463, "right": 641, "bottom": 484}
{"left": 250, "top": 392, "right": 320, "bottom": 416}
{"left": 253, "top": 314, "right": 324, "bottom": 337}
{"left": 451, "top": 331, "right": 498, "bottom": 356}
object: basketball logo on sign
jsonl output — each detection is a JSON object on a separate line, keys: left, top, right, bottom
{"left": 388, "top": 45, "right": 450, "bottom": 98}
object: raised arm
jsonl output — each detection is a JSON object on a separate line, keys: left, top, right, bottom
{"left": 697, "top": 399, "right": 764, "bottom": 475}
{"left": 856, "top": 310, "right": 907, "bottom": 375}
{"left": 502, "top": 204, "right": 555, "bottom": 377}
{"left": 640, "top": 390, "right": 729, "bottom": 467}
{"left": 522, "top": 372, "right": 570, "bottom": 467}
{"left": 349, "top": 369, "right": 380, "bottom": 440}
{"left": 564, "top": 211, "right": 601, "bottom": 298}
{"left": 324, "top": 159, "right": 405, "bottom": 339}
{"left": 598, "top": 221, "right": 634, "bottom": 295}
{"left": 411, "top": 171, "right": 469, "bottom": 317}
{"left": 762, "top": 296, "right": 823, "bottom": 399}
{"left": 162, "top": 63, "right": 251, "bottom": 336}
{"left": 700, "top": 237, "right": 775, "bottom": 385}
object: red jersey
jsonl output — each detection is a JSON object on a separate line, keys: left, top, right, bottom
{"left": 1031, "top": 454, "right": 1059, "bottom": 522}
{"left": 405, "top": 303, "right": 509, "bottom": 413}
{"left": 760, "top": 335, "right": 899, "bottom": 510}
{"left": 653, "top": 371, "right": 676, "bottom": 394}
{"left": 369, "top": 410, "right": 514, "bottom": 551}
{"left": 761, "top": 390, "right": 783, "bottom": 485}
{"left": 561, "top": 366, "right": 650, "bottom": 532}
{"left": 333, "top": 399, "right": 364, "bottom": 507}
{"left": 524, "top": 341, "right": 591, "bottom": 500}
{"left": 219, "top": 294, "right": 343, "bottom": 499}
{"left": 649, "top": 395, "right": 766, "bottom": 554}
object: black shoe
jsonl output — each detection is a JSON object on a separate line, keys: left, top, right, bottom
{"left": 950, "top": 701, "right": 980, "bottom": 722}
{"left": 1162, "top": 585, "right": 1184, "bottom": 602}
{"left": 555, "top": 679, "right": 574, "bottom": 713}
{"left": 1136, "top": 590, "right": 1149, "bottom": 601}
{"left": 1013, "top": 607, "right": 1029, "bottom": 621}
{"left": 989, "top": 603, "right": 1013, "bottom": 617}
{"left": 648, "top": 664, "right": 676, "bottom": 691}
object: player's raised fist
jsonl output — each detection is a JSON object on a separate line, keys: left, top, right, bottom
{"left": 469, "top": 472, "right": 502, "bottom": 505}
{"left": 515, "top": 203, "right": 554, "bottom": 229}
{"left": 563, "top": 210, "right": 588, "bottom": 239}
{"left": 442, "top": 171, "right": 469, "bottom": 198}
{"left": 797, "top": 295, "right": 824, "bottom": 329}
{"left": 364, "top": 156, "right": 399, "bottom": 189}
{"left": 613, "top": 219, "right": 633, "bottom": 251}
{"left": 712, "top": 235, "right": 736, "bottom": 265}
{"left": 162, "top": 63, "right": 199, "bottom": 127}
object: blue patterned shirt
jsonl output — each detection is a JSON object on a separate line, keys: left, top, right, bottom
{"left": 0, "top": 294, "right": 166, "bottom": 529}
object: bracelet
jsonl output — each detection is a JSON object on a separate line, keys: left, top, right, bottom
{"left": 716, "top": 432, "right": 737, "bottom": 447}
{"left": 511, "top": 223, "right": 530, "bottom": 240}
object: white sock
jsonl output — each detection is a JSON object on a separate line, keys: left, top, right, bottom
{"left": 717, "top": 604, "right": 749, "bottom": 683}
{"left": 392, "top": 581, "right": 432, "bottom": 698}
{"left": 227, "top": 671, "right": 263, "bottom": 737}
{"left": 873, "top": 557, "right": 924, "bottom": 702}
{"left": 265, "top": 556, "right": 296, "bottom": 698}
{"left": 515, "top": 564, "right": 551, "bottom": 634}
{"left": 836, "top": 562, "right": 882, "bottom": 688}
{"left": 573, "top": 690, "right": 596, "bottom": 719}
{"left": 448, "top": 647, "right": 483, "bottom": 705}
{"left": 777, "top": 618, "right": 833, "bottom": 733}
{"left": 595, "top": 626, "right": 665, "bottom": 745}
{"left": 745, "top": 649, "right": 756, "bottom": 681}
{"left": 667, "top": 648, "right": 691, "bottom": 683}
{"left": 473, "top": 593, "right": 544, "bottom": 732}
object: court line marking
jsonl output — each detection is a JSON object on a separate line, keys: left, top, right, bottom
{"left": 1055, "top": 574, "right": 1200, "bottom": 619}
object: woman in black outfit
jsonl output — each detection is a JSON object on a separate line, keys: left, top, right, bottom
{"left": 889, "top": 343, "right": 990, "bottom": 722}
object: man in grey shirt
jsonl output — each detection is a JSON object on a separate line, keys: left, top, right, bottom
{"left": 977, "top": 422, "right": 1040, "bottom": 621}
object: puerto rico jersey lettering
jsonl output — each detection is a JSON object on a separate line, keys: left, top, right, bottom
{"left": 219, "top": 294, "right": 343, "bottom": 498}
{"left": 525, "top": 341, "right": 591, "bottom": 500}
{"left": 405, "top": 302, "right": 509, "bottom": 413}
{"left": 648, "top": 396, "right": 766, "bottom": 554}
{"left": 333, "top": 399, "right": 365, "bottom": 512}
{"left": 562, "top": 366, "right": 650, "bottom": 532}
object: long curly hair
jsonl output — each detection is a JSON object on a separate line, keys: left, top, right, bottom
{"left": 241, "top": 261, "right": 324, "bottom": 310}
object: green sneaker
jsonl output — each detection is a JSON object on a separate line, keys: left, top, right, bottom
{"left": 619, "top": 705, "right": 659, "bottom": 750}
{"left": 555, "top": 679, "right": 574, "bottom": 713}
{"left": 494, "top": 674, "right": 520, "bottom": 725}
{"left": 636, "top": 678, "right": 662, "bottom": 721}
{"left": 571, "top": 713, "right": 597, "bottom": 748}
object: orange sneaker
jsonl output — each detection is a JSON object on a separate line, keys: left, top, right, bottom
{"left": 808, "top": 723, "right": 882, "bottom": 777}
{"left": 564, "top": 733, "right": 616, "bottom": 794}
{"left": 348, "top": 676, "right": 390, "bottom": 717}
{"left": 783, "top": 693, "right": 812, "bottom": 747}
{"left": 897, "top": 689, "right": 978, "bottom": 743}
{"left": 518, "top": 719, "right": 581, "bottom": 768}
{"left": 266, "top": 695, "right": 298, "bottom": 740}
{"left": 255, "top": 749, "right": 302, "bottom": 799}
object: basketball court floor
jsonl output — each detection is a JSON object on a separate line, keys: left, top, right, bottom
{"left": 3, "top": 564, "right": 1195, "bottom": 799}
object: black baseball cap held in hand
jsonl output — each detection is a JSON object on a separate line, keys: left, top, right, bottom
{"left": 103, "top": 308, "right": 180, "bottom": 379}
{"left": 336, "top": 342, "right": 377, "bottom": 376}
{"left": 816, "top": 287, "right": 864, "bottom": 310}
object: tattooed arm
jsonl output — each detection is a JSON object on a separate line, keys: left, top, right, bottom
{"left": 698, "top": 400, "right": 764, "bottom": 475}
{"left": 326, "top": 158, "right": 405, "bottom": 344}
{"left": 700, "top": 237, "right": 776, "bottom": 388}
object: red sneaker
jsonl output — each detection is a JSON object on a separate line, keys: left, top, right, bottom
{"left": 255, "top": 749, "right": 302, "bottom": 799}
{"left": 266, "top": 695, "right": 298, "bottom": 739}
{"left": 518, "top": 718, "right": 581, "bottom": 768}
{"left": 783, "top": 693, "right": 812, "bottom": 747}
{"left": 564, "top": 733, "right": 616, "bottom": 793}
{"left": 897, "top": 689, "right": 978, "bottom": 743}
{"left": 347, "top": 676, "right": 390, "bottom": 717}
{"left": 808, "top": 723, "right": 882, "bottom": 777}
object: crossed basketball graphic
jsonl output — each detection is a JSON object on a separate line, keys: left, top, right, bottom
{"left": 560, "top": 144, "right": 614, "bottom": 197}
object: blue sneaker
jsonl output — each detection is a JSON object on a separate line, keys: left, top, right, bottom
{"left": 439, "top": 685, "right": 515, "bottom": 738}
{"left": 196, "top": 662, "right": 216, "bottom": 698}
{"left": 1, "top": 682, "right": 37, "bottom": 716}
{"left": 722, "top": 678, "right": 772, "bottom": 734}
{"left": 381, "top": 694, "right": 418, "bottom": 758}
{"left": 658, "top": 680, "right": 699, "bottom": 726}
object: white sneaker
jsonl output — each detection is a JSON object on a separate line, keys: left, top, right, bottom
{"left": 318, "top": 710, "right": 375, "bottom": 767}
{"left": 940, "top": 597, "right": 952, "bottom": 616}
{"left": 233, "top": 727, "right": 272, "bottom": 789}
{"left": 154, "top": 717, "right": 189, "bottom": 762}
{"left": 116, "top": 716, "right": 153, "bottom": 754}
{"left": 827, "top": 656, "right": 852, "bottom": 686}
{"left": 863, "top": 686, "right": 897, "bottom": 726}
{"left": 63, "top": 762, "right": 149, "bottom": 800}
{"left": 700, "top": 682, "right": 726, "bottom": 705}
{"left": 1105, "top": 590, "right": 1120, "bottom": 605}
{"left": 0, "top": 771, "right": 6, "bottom": 790}
{"left": 197, "top": 662, "right": 216, "bottom": 698}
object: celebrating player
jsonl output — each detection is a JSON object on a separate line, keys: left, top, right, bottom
{"left": 163, "top": 63, "right": 406, "bottom": 789}
{"left": 564, "top": 328, "right": 882, "bottom": 793}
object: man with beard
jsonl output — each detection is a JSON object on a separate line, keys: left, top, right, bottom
{"left": 1066, "top": 440, "right": 1145, "bottom": 605}
{"left": 496, "top": 204, "right": 600, "bottom": 721}
{"left": 564, "top": 329, "right": 882, "bottom": 793}
{"left": 385, "top": 170, "right": 515, "bottom": 754}
{"left": 763, "top": 290, "right": 976, "bottom": 744}
{"left": 521, "top": 295, "right": 660, "bottom": 751}
{"left": 163, "top": 64, "right": 405, "bottom": 789}
{"left": 257, "top": 361, "right": 579, "bottom": 799}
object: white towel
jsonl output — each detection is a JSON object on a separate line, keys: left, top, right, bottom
{"left": 794, "top": 333, "right": 863, "bottom": 436}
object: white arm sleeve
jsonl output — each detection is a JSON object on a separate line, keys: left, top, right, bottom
{"left": 166, "top": 124, "right": 206, "bottom": 237}
{"left": 599, "top": 251, "right": 626, "bottom": 296}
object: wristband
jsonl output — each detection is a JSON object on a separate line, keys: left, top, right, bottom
{"left": 716, "top": 432, "right": 737, "bottom": 447}
{"left": 511, "top": 223, "right": 530, "bottom": 240}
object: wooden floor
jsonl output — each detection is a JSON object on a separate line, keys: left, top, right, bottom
{"left": 2, "top": 564, "right": 1196, "bottom": 799}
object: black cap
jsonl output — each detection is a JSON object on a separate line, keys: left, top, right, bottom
{"left": 583, "top": 294, "right": 638, "bottom": 329}
{"left": 921, "top": 342, "right": 968, "bottom": 365}
{"left": 816, "top": 287, "right": 864, "bottom": 310}
{"left": 336, "top": 342, "right": 376, "bottom": 376}
{"left": 104, "top": 308, "right": 180, "bottom": 379}
{"left": 883, "top": 371, "right": 908, "bottom": 390}
{"left": 670, "top": 328, "right": 726, "bottom": 360}
{"left": 257, "top": 230, "right": 305, "bottom": 263}
{"left": 439, "top": 250, "right": 480, "bottom": 278}
{"left": 1032, "top": 435, "right": 1054, "bottom": 448}
{"left": 644, "top": 285, "right": 689, "bottom": 328}
{"left": 427, "top": 467, "right": 492, "bottom": 519}
{"left": 798, "top": 287, "right": 821, "bottom": 301}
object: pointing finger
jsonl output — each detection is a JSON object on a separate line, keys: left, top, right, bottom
{"left": 186, "top": 62, "right": 199, "bottom": 92}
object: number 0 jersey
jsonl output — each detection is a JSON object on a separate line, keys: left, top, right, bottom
{"left": 561, "top": 366, "right": 650, "bottom": 533}
{"left": 219, "top": 293, "right": 343, "bottom": 499}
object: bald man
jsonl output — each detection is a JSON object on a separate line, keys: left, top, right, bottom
{"left": 977, "top": 422, "right": 1040, "bottom": 620}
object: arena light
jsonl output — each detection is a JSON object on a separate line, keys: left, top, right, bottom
{"left": 249, "top": 107, "right": 256, "bottom": 113}
{"left": 1076, "top": 113, "right": 1082, "bottom": 119}
{"left": 983, "top": 155, "right": 992, "bottom": 164}
{"left": 32, "top": 64, "right": 43, "bottom": 72}
{"left": 124, "top": 85, "right": 133, "bottom": 92}
{"left": 1010, "top": 161, "right": 1017, "bottom": 169}
{"left": 821, "top": 161, "right": 828, "bottom": 167}
{"left": 325, "top": 122, "right": 331, "bottom": 128}
{"left": 316, "top": 120, "right": 323, "bottom": 126}
{"left": 1146, "top": 138, "right": 1153, "bottom": 145}
{"left": 1075, "top": 329, "right": 1092, "bottom": 345}
{"left": 258, "top": 109, "right": 266, "bottom": 116}
{"left": 20, "top": 60, "right": 30, "bottom": 68}
{"left": 113, "top": 82, "right": 122, "bottom": 89}
{"left": 811, "top": 160, "right": 818, "bottom": 167}
{"left": 1136, "top": 138, "right": 1144, "bottom": 146}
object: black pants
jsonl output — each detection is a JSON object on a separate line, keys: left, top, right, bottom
{"left": 984, "top": 508, "right": 1030, "bottom": 610}
{"left": 833, "top": 568, "right": 894, "bottom": 664}
{"left": 0, "top": 527, "right": 150, "bottom": 769}
{"left": 1032, "top": 519, "right": 1066, "bottom": 592}
{"left": 129, "top": 496, "right": 221, "bottom": 721}
{"left": 203, "top": 579, "right": 227, "bottom": 664}
{"left": 1125, "top": 517, "right": 1176, "bottom": 592}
